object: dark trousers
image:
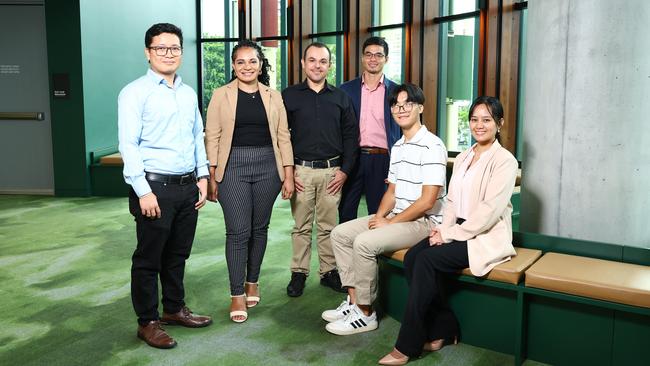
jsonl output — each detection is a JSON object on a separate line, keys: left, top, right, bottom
{"left": 218, "top": 146, "right": 282, "bottom": 295}
{"left": 129, "top": 180, "right": 198, "bottom": 325}
{"left": 395, "top": 237, "right": 469, "bottom": 358}
{"left": 339, "top": 152, "right": 390, "bottom": 223}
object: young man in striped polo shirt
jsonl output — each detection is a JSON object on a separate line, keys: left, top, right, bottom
{"left": 323, "top": 83, "right": 447, "bottom": 335}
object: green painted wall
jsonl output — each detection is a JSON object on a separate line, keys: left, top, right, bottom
{"left": 44, "top": 0, "right": 197, "bottom": 196}
{"left": 79, "top": 0, "right": 198, "bottom": 179}
{"left": 45, "top": 0, "right": 89, "bottom": 196}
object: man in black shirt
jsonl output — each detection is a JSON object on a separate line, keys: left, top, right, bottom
{"left": 282, "top": 42, "right": 359, "bottom": 297}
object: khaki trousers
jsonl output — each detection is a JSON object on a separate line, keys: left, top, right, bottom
{"left": 290, "top": 165, "right": 341, "bottom": 276}
{"left": 330, "top": 214, "right": 433, "bottom": 305}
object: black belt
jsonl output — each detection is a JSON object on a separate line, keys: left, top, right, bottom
{"left": 294, "top": 157, "right": 341, "bottom": 169}
{"left": 145, "top": 172, "right": 196, "bottom": 185}
{"left": 361, "top": 147, "right": 389, "bottom": 155}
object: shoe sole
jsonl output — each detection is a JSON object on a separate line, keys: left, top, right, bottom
{"left": 137, "top": 332, "right": 177, "bottom": 349}
{"left": 160, "top": 319, "right": 213, "bottom": 328}
{"left": 325, "top": 321, "right": 378, "bottom": 335}
{"left": 321, "top": 312, "right": 344, "bottom": 323}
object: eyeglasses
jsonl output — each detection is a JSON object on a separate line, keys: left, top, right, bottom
{"left": 149, "top": 46, "right": 183, "bottom": 57}
{"left": 390, "top": 102, "right": 417, "bottom": 113}
{"left": 363, "top": 52, "right": 386, "bottom": 60}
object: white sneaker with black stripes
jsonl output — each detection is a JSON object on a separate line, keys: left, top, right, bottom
{"left": 325, "top": 304, "right": 378, "bottom": 335}
{"left": 321, "top": 295, "right": 353, "bottom": 322}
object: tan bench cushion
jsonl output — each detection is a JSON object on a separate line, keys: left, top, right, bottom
{"left": 525, "top": 252, "right": 650, "bottom": 308}
{"left": 384, "top": 247, "right": 541, "bottom": 285}
{"left": 99, "top": 153, "right": 123, "bottom": 166}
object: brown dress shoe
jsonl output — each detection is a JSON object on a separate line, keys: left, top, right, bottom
{"left": 137, "top": 320, "right": 177, "bottom": 349}
{"left": 161, "top": 306, "right": 213, "bottom": 328}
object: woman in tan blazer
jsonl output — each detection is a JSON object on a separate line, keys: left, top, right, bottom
{"left": 204, "top": 40, "right": 293, "bottom": 323}
{"left": 379, "top": 96, "right": 518, "bottom": 365}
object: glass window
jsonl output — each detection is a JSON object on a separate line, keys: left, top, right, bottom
{"left": 250, "top": 0, "right": 287, "bottom": 39}
{"left": 199, "top": 0, "right": 290, "bottom": 115}
{"left": 260, "top": 39, "right": 288, "bottom": 90}
{"left": 201, "top": 0, "right": 238, "bottom": 38}
{"left": 311, "top": 0, "right": 344, "bottom": 85}
{"left": 250, "top": 0, "right": 289, "bottom": 90}
{"left": 202, "top": 41, "right": 236, "bottom": 113}
{"left": 437, "top": 0, "right": 479, "bottom": 152}
{"left": 370, "top": 0, "right": 405, "bottom": 83}
{"left": 371, "top": 28, "right": 404, "bottom": 83}
{"left": 441, "top": 0, "right": 478, "bottom": 16}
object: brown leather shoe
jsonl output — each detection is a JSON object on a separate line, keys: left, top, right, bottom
{"left": 161, "top": 306, "right": 213, "bottom": 328}
{"left": 137, "top": 320, "right": 177, "bottom": 349}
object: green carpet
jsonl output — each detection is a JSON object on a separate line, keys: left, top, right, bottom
{"left": 0, "top": 195, "right": 546, "bottom": 365}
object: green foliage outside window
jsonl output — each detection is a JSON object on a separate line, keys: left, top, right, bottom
{"left": 202, "top": 42, "right": 226, "bottom": 116}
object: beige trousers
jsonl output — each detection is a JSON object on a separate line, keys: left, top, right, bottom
{"left": 290, "top": 165, "right": 341, "bottom": 276}
{"left": 330, "top": 214, "right": 433, "bottom": 305}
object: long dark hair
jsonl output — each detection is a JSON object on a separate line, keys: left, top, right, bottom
{"left": 469, "top": 96, "right": 504, "bottom": 143}
{"left": 230, "top": 40, "right": 271, "bottom": 86}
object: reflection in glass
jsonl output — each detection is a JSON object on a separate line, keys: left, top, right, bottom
{"left": 313, "top": 0, "right": 343, "bottom": 33}
{"left": 440, "top": 18, "right": 477, "bottom": 152}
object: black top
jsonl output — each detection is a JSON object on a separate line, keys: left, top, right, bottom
{"left": 281, "top": 80, "right": 359, "bottom": 175}
{"left": 232, "top": 89, "right": 272, "bottom": 147}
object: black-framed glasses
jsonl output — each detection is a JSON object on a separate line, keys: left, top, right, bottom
{"left": 149, "top": 46, "right": 183, "bottom": 57}
{"left": 363, "top": 52, "right": 386, "bottom": 60}
{"left": 390, "top": 102, "right": 416, "bottom": 113}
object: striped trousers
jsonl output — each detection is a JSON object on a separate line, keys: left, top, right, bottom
{"left": 218, "top": 145, "right": 282, "bottom": 296}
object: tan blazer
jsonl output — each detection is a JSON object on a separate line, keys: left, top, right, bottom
{"left": 439, "top": 141, "right": 518, "bottom": 276}
{"left": 205, "top": 79, "right": 293, "bottom": 182}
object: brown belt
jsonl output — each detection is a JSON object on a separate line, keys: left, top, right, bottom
{"left": 361, "top": 147, "right": 389, "bottom": 155}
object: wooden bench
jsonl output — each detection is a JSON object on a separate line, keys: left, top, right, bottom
{"left": 89, "top": 149, "right": 128, "bottom": 196}
{"left": 98, "top": 152, "right": 123, "bottom": 166}
{"left": 378, "top": 232, "right": 650, "bottom": 365}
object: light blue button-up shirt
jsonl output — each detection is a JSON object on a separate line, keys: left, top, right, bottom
{"left": 118, "top": 69, "right": 209, "bottom": 197}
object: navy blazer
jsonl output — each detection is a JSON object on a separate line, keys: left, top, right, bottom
{"left": 339, "top": 76, "right": 402, "bottom": 150}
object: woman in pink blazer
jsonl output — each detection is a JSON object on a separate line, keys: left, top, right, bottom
{"left": 379, "top": 96, "right": 518, "bottom": 365}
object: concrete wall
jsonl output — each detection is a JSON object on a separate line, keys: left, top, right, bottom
{"left": 521, "top": 0, "right": 650, "bottom": 248}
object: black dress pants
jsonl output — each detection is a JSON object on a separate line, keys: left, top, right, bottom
{"left": 129, "top": 180, "right": 199, "bottom": 325}
{"left": 338, "top": 152, "right": 390, "bottom": 223}
{"left": 395, "top": 236, "right": 469, "bottom": 358}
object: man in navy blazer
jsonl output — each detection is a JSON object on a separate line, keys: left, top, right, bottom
{"left": 339, "top": 37, "right": 402, "bottom": 223}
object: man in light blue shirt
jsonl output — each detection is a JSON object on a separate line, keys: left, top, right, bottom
{"left": 118, "top": 23, "right": 212, "bottom": 349}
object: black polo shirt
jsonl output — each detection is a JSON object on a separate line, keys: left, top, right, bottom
{"left": 282, "top": 80, "right": 359, "bottom": 175}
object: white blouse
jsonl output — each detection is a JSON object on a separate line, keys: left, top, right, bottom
{"left": 451, "top": 147, "right": 485, "bottom": 220}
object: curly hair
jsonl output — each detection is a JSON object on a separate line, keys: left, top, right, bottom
{"left": 230, "top": 40, "right": 271, "bottom": 86}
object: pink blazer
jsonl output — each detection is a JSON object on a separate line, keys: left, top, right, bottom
{"left": 439, "top": 141, "right": 518, "bottom": 276}
{"left": 204, "top": 79, "right": 293, "bottom": 182}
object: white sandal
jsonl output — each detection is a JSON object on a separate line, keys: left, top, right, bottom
{"left": 245, "top": 282, "right": 260, "bottom": 308}
{"left": 230, "top": 295, "right": 248, "bottom": 323}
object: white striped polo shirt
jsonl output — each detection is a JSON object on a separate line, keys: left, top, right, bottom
{"left": 387, "top": 124, "right": 447, "bottom": 224}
